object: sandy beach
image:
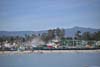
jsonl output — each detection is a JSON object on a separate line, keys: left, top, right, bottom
{"left": 0, "top": 49, "right": 100, "bottom": 55}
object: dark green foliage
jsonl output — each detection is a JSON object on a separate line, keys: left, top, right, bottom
{"left": 75, "top": 31, "right": 100, "bottom": 41}
{"left": 81, "top": 32, "right": 91, "bottom": 40}
{"left": 56, "top": 28, "right": 65, "bottom": 39}
{"left": 75, "top": 31, "right": 81, "bottom": 40}
{"left": 40, "top": 28, "right": 65, "bottom": 43}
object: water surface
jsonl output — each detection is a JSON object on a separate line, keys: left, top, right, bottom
{"left": 0, "top": 53, "right": 100, "bottom": 67}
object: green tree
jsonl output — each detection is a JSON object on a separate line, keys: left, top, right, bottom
{"left": 75, "top": 31, "right": 81, "bottom": 40}
{"left": 47, "top": 29, "right": 55, "bottom": 40}
{"left": 93, "top": 31, "right": 100, "bottom": 41}
{"left": 41, "top": 33, "right": 48, "bottom": 43}
{"left": 81, "top": 32, "right": 91, "bottom": 40}
{"left": 55, "top": 28, "right": 65, "bottom": 39}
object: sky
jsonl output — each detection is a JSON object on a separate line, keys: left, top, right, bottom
{"left": 0, "top": 0, "right": 100, "bottom": 31}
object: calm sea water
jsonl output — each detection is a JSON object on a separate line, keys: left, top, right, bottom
{"left": 0, "top": 53, "right": 100, "bottom": 67}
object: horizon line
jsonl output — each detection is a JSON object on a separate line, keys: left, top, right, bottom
{"left": 0, "top": 26, "right": 100, "bottom": 31}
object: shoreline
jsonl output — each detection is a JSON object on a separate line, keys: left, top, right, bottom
{"left": 0, "top": 49, "right": 100, "bottom": 55}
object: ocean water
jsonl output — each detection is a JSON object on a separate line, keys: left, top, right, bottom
{"left": 0, "top": 53, "right": 100, "bottom": 67}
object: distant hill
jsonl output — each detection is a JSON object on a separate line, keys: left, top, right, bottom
{"left": 0, "top": 26, "right": 100, "bottom": 37}
{"left": 64, "top": 26, "right": 100, "bottom": 37}
{"left": 0, "top": 30, "right": 47, "bottom": 37}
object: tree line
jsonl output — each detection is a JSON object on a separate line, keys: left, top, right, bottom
{"left": 75, "top": 31, "right": 100, "bottom": 41}
{"left": 0, "top": 28, "right": 100, "bottom": 45}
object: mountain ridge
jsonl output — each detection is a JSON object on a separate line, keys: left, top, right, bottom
{"left": 0, "top": 26, "right": 100, "bottom": 37}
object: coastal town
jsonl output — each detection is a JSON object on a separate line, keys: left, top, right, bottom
{"left": 0, "top": 28, "right": 100, "bottom": 51}
{"left": 0, "top": 0, "right": 100, "bottom": 67}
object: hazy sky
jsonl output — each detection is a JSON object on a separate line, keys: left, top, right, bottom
{"left": 0, "top": 0, "right": 100, "bottom": 31}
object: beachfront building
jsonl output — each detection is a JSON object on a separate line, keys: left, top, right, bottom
{"left": 96, "top": 41, "right": 100, "bottom": 47}
{"left": 46, "top": 39, "right": 61, "bottom": 49}
{"left": 61, "top": 38, "right": 99, "bottom": 48}
{"left": 3, "top": 41, "right": 11, "bottom": 48}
